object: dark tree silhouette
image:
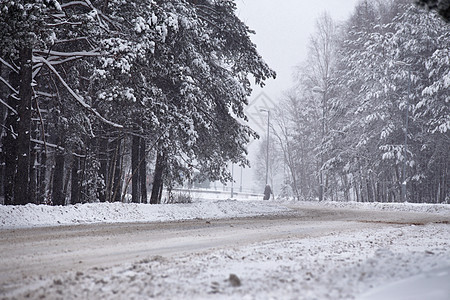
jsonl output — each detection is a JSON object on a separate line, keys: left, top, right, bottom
{"left": 415, "top": 0, "right": 450, "bottom": 21}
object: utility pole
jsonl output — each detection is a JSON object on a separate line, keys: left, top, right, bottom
{"left": 231, "top": 163, "right": 234, "bottom": 198}
{"left": 260, "top": 108, "right": 270, "bottom": 186}
{"left": 239, "top": 166, "right": 243, "bottom": 193}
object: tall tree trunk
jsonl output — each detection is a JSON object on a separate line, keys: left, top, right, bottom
{"left": 98, "top": 136, "right": 108, "bottom": 202}
{"left": 63, "top": 156, "right": 71, "bottom": 201}
{"left": 111, "top": 137, "right": 123, "bottom": 202}
{"left": 3, "top": 132, "right": 16, "bottom": 205}
{"left": 158, "top": 181, "right": 163, "bottom": 204}
{"left": 29, "top": 111, "right": 38, "bottom": 204}
{"left": 0, "top": 65, "right": 5, "bottom": 201}
{"left": 131, "top": 134, "right": 140, "bottom": 203}
{"left": 71, "top": 154, "right": 80, "bottom": 204}
{"left": 342, "top": 175, "right": 350, "bottom": 202}
{"left": 14, "top": 47, "right": 33, "bottom": 205}
{"left": 79, "top": 154, "right": 87, "bottom": 203}
{"left": 38, "top": 151, "right": 47, "bottom": 204}
{"left": 0, "top": 63, "right": 4, "bottom": 141}
{"left": 29, "top": 137, "right": 37, "bottom": 204}
{"left": 139, "top": 137, "right": 147, "bottom": 203}
{"left": 150, "top": 151, "right": 165, "bottom": 204}
{"left": 3, "top": 91, "right": 18, "bottom": 205}
{"left": 52, "top": 150, "right": 65, "bottom": 205}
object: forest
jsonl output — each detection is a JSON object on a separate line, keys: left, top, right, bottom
{"left": 0, "top": 0, "right": 275, "bottom": 205}
{"left": 260, "top": 0, "right": 449, "bottom": 203}
{"left": 0, "top": 0, "right": 448, "bottom": 206}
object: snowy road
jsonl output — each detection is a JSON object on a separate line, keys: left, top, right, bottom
{"left": 1, "top": 204, "right": 449, "bottom": 299}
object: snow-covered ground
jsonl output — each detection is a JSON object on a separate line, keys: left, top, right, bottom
{"left": 1, "top": 197, "right": 448, "bottom": 229}
{"left": 0, "top": 198, "right": 288, "bottom": 228}
{"left": 1, "top": 199, "right": 449, "bottom": 299}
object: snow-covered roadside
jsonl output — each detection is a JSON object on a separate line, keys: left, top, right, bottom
{"left": 1, "top": 199, "right": 449, "bottom": 229}
{"left": 0, "top": 199, "right": 289, "bottom": 229}
{"left": 8, "top": 222, "right": 449, "bottom": 300}
{"left": 275, "top": 198, "right": 450, "bottom": 215}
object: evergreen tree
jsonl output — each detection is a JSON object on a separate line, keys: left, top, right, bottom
{"left": 275, "top": 0, "right": 448, "bottom": 203}
{"left": 1, "top": 0, "right": 275, "bottom": 205}
{"left": 415, "top": 0, "right": 450, "bottom": 21}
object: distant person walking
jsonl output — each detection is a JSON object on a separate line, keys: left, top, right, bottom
{"left": 263, "top": 184, "right": 273, "bottom": 200}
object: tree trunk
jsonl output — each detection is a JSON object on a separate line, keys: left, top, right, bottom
{"left": 29, "top": 104, "right": 40, "bottom": 204}
{"left": 150, "top": 151, "right": 165, "bottom": 204}
{"left": 29, "top": 136, "right": 37, "bottom": 204}
{"left": 3, "top": 91, "right": 18, "bottom": 205}
{"left": 111, "top": 137, "right": 123, "bottom": 202}
{"left": 63, "top": 156, "right": 71, "bottom": 202}
{"left": 158, "top": 181, "right": 163, "bottom": 204}
{"left": 79, "top": 154, "right": 86, "bottom": 203}
{"left": 3, "top": 129, "right": 17, "bottom": 205}
{"left": 0, "top": 65, "right": 5, "bottom": 201}
{"left": 14, "top": 47, "right": 33, "bottom": 205}
{"left": 98, "top": 137, "right": 108, "bottom": 202}
{"left": 52, "top": 151, "right": 65, "bottom": 206}
{"left": 38, "top": 151, "right": 47, "bottom": 204}
{"left": 71, "top": 154, "right": 80, "bottom": 204}
{"left": 139, "top": 137, "right": 147, "bottom": 203}
{"left": 131, "top": 134, "right": 140, "bottom": 203}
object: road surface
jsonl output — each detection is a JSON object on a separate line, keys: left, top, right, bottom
{"left": 0, "top": 205, "right": 448, "bottom": 298}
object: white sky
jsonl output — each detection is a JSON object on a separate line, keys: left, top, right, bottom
{"left": 233, "top": 0, "right": 361, "bottom": 191}
{"left": 235, "top": 0, "right": 361, "bottom": 106}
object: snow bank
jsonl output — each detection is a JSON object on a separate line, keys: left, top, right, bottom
{"left": 358, "top": 266, "right": 450, "bottom": 300}
{"left": 1, "top": 199, "right": 448, "bottom": 229}
{"left": 276, "top": 199, "right": 450, "bottom": 215}
{"left": 0, "top": 200, "right": 289, "bottom": 229}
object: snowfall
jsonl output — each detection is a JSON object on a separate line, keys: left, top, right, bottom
{"left": 1, "top": 194, "right": 449, "bottom": 300}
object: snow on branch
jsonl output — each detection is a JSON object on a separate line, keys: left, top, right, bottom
{"left": 41, "top": 55, "right": 88, "bottom": 66}
{"left": 0, "top": 97, "right": 17, "bottom": 114}
{"left": 33, "top": 49, "right": 101, "bottom": 66}
{"left": 59, "top": 1, "right": 90, "bottom": 9}
{"left": 47, "top": 21, "right": 83, "bottom": 26}
{"left": 34, "top": 49, "right": 101, "bottom": 57}
{"left": 0, "top": 57, "right": 18, "bottom": 73}
{"left": 0, "top": 76, "right": 18, "bottom": 94}
{"left": 36, "top": 91, "right": 57, "bottom": 98}
{"left": 53, "top": 37, "right": 90, "bottom": 44}
{"left": 33, "top": 56, "right": 123, "bottom": 129}
{"left": 30, "top": 138, "right": 86, "bottom": 158}
{"left": 59, "top": 0, "right": 113, "bottom": 30}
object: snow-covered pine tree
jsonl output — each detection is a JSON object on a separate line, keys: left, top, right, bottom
{"left": 415, "top": 0, "right": 450, "bottom": 22}
{"left": 0, "top": 0, "right": 121, "bottom": 205}
{"left": 1, "top": 0, "right": 275, "bottom": 205}
{"left": 275, "top": 0, "right": 448, "bottom": 203}
{"left": 324, "top": 0, "right": 448, "bottom": 203}
{"left": 96, "top": 0, "right": 276, "bottom": 203}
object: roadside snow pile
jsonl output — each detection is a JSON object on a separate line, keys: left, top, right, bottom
{"left": 0, "top": 200, "right": 290, "bottom": 228}
{"left": 1, "top": 199, "right": 448, "bottom": 229}
{"left": 358, "top": 265, "right": 450, "bottom": 300}
{"left": 278, "top": 199, "right": 450, "bottom": 215}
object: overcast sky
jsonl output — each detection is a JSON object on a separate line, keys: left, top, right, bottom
{"left": 235, "top": 0, "right": 361, "bottom": 103}
{"left": 233, "top": 0, "right": 361, "bottom": 191}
